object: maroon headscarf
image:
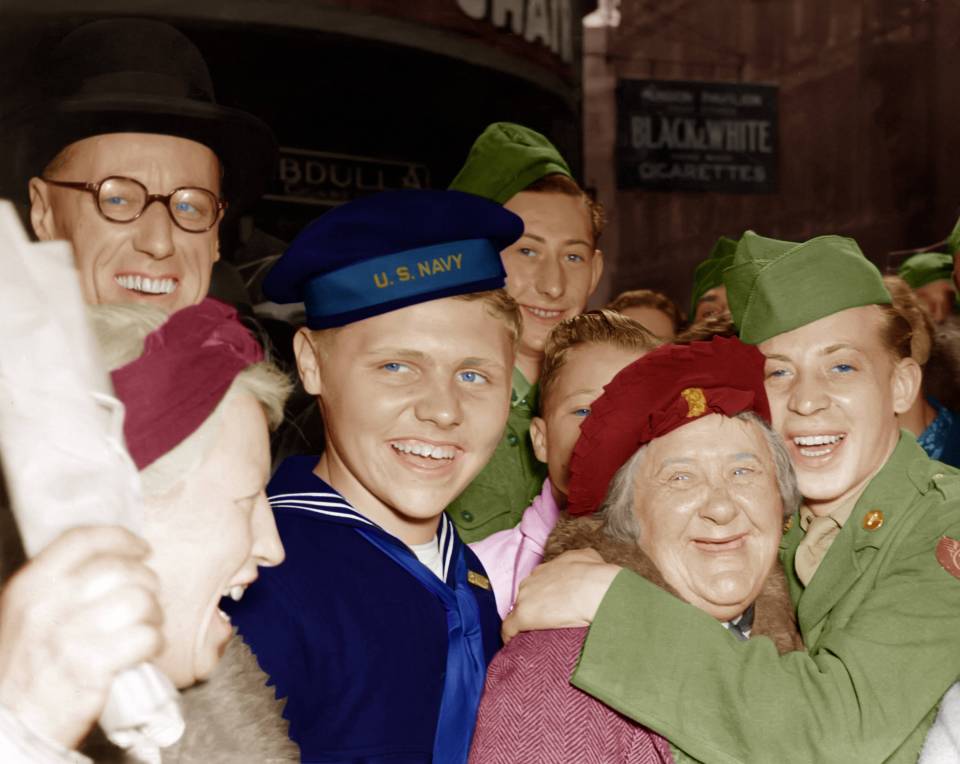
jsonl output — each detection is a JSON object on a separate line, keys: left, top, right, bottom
{"left": 566, "top": 336, "right": 770, "bottom": 516}
{"left": 110, "top": 298, "right": 263, "bottom": 470}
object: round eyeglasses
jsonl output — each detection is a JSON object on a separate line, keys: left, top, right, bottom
{"left": 41, "top": 175, "right": 227, "bottom": 233}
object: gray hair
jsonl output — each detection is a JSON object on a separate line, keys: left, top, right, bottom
{"left": 599, "top": 411, "right": 801, "bottom": 544}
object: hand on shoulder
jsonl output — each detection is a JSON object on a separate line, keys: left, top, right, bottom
{"left": 501, "top": 548, "right": 621, "bottom": 644}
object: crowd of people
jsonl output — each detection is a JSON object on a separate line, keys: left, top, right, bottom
{"left": 2, "top": 16, "right": 960, "bottom": 764}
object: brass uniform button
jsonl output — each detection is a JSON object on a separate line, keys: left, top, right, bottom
{"left": 783, "top": 515, "right": 795, "bottom": 533}
{"left": 863, "top": 509, "right": 884, "bottom": 531}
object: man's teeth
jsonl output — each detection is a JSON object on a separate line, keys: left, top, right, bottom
{"left": 793, "top": 434, "right": 844, "bottom": 446}
{"left": 229, "top": 585, "right": 245, "bottom": 602}
{"left": 115, "top": 274, "right": 177, "bottom": 294}
{"left": 216, "top": 608, "right": 231, "bottom": 623}
{"left": 391, "top": 441, "right": 456, "bottom": 460}
{"left": 794, "top": 434, "right": 845, "bottom": 457}
{"left": 526, "top": 306, "right": 562, "bottom": 319}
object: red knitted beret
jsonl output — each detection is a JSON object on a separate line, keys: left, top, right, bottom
{"left": 111, "top": 298, "right": 263, "bottom": 470}
{"left": 565, "top": 336, "right": 770, "bottom": 516}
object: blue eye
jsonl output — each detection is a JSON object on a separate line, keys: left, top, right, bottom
{"left": 458, "top": 370, "right": 487, "bottom": 385}
{"left": 104, "top": 195, "right": 128, "bottom": 206}
{"left": 382, "top": 362, "right": 411, "bottom": 373}
{"left": 174, "top": 200, "right": 199, "bottom": 214}
{"left": 573, "top": 407, "right": 591, "bottom": 417}
{"left": 832, "top": 363, "right": 855, "bottom": 373}
{"left": 767, "top": 368, "right": 789, "bottom": 378}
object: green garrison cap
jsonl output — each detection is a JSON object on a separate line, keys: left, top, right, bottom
{"left": 448, "top": 122, "right": 572, "bottom": 204}
{"left": 948, "top": 215, "right": 960, "bottom": 256}
{"left": 690, "top": 235, "right": 739, "bottom": 316}
{"left": 898, "top": 252, "right": 954, "bottom": 289}
{"left": 723, "top": 231, "right": 892, "bottom": 345}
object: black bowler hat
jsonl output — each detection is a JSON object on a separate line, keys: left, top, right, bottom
{"left": 11, "top": 18, "right": 276, "bottom": 211}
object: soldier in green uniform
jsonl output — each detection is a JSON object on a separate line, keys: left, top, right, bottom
{"left": 447, "top": 123, "right": 604, "bottom": 542}
{"left": 898, "top": 251, "right": 957, "bottom": 324}
{"left": 504, "top": 231, "right": 960, "bottom": 763}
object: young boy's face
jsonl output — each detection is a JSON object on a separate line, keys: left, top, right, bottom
{"left": 501, "top": 191, "right": 603, "bottom": 364}
{"left": 531, "top": 342, "right": 648, "bottom": 504}
{"left": 295, "top": 296, "right": 514, "bottom": 542}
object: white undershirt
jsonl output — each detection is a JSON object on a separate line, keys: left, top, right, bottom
{"left": 409, "top": 537, "right": 444, "bottom": 580}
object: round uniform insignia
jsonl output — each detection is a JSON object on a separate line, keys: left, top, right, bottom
{"left": 935, "top": 536, "right": 960, "bottom": 580}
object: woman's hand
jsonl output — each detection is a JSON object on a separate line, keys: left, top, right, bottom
{"left": 0, "top": 526, "right": 164, "bottom": 749}
{"left": 502, "top": 548, "right": 621, "bottom": 644}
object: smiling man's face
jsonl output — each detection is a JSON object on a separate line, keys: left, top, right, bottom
{"left": 295, "top": 296, "right": 515, "bottom": 544}
{"left": 759, "top": 305, "right": 918, "bottom": 516}
{"left": 500, "top": 190, "right": 603, "bottom": 378}
{"left": 30, "top": 132, "right": 222, "bottom": 313}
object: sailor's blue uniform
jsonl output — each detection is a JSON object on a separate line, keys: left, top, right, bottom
{"left": 224, "top": 455, "right": 502, "bottom": 763}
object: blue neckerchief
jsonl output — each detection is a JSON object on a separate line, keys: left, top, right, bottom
{"left": 270, "top": 474, "right": 486, "bottom": 764}
{"left": 356, "top": 515, "right": 485, "bottom": 764}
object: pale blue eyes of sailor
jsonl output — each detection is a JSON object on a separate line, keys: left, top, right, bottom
{"left": 379, "top": 362, "right": 491, "bottom": 385}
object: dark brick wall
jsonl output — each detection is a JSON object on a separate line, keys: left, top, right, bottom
{"left": 588, "top": 0, "right": 960, "bottom": 313}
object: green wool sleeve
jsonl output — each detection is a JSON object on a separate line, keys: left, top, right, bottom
{"left": 571, "top": 539, "right": 960, "bottom": 764}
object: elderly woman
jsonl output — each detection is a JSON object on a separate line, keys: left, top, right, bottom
{"left": 469, "top": 337, "right": 802, "bottom": 763}
{"left": 0, "top": 299, "right": 297, "bottom": 762}
{"left": 504, "top": 233, "right": 960, "bottom": 762}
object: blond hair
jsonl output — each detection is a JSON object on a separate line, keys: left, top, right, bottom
{"left": 881, "top": 275, "right": 933, "bottom": 366}
{"left": 88, "top": 303, "right": 291, "bottom": 495}
{"left": 307, "top": 289, "right": 522, "bottom": 355}
{"left": 539, "top": 309, "right": 661, "bottom": 410}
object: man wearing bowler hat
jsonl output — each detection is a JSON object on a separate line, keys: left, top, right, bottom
{"left": 14, "top": 18, "right": 275, "bottom": 313}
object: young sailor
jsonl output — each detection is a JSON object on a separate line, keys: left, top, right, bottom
{"left": 503, "top": 231, "right": 960, "bottom": 763}
{"left": 224, "top": 189, "right": 521, "bottom": 763}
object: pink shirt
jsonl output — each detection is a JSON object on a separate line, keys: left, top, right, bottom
{"left": 469, "top": 479, "right": 561, "bottom": 619}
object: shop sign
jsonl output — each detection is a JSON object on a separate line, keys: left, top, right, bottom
{"left": 617, "top": 79, "right": 778, "bottom": 193}
{"left": 456, "top": 0, "right": 574, "bottom": 62}
{"left": 266, "top": 147, "right": 432, "bottom": 207}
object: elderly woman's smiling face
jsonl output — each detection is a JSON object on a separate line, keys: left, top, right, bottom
{"left": 633, "top": 413, "right": 783, "bottom": 621}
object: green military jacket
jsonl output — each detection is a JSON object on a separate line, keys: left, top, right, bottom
{"left": 449, "top": 368, "right": 548, "bottom": 544}
{"left": 570, "top": 433, "right": 960, "bottom": 763}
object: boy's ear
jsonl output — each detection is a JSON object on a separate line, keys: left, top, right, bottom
{"left": 530, "top": 416, "right": 548, "bottom": 465}
{"left": 891, "top": 355, "right": 922, "bottom": 415}
{"left": 293, "top": 327, "right": 323, "bottom": 396}
{"left": 588, "top": 248, "right": 604, "bottom": 298}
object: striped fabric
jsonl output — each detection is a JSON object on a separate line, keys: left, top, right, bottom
{"left": 469, "top": 627, "right": 674, "bottom": 764}
{"left": 270, "top": 489, "right": 456, "bottom": 580}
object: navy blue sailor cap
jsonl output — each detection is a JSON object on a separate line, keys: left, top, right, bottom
{"left": 264, "top": 189, "right": 523, "bottom": 329}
